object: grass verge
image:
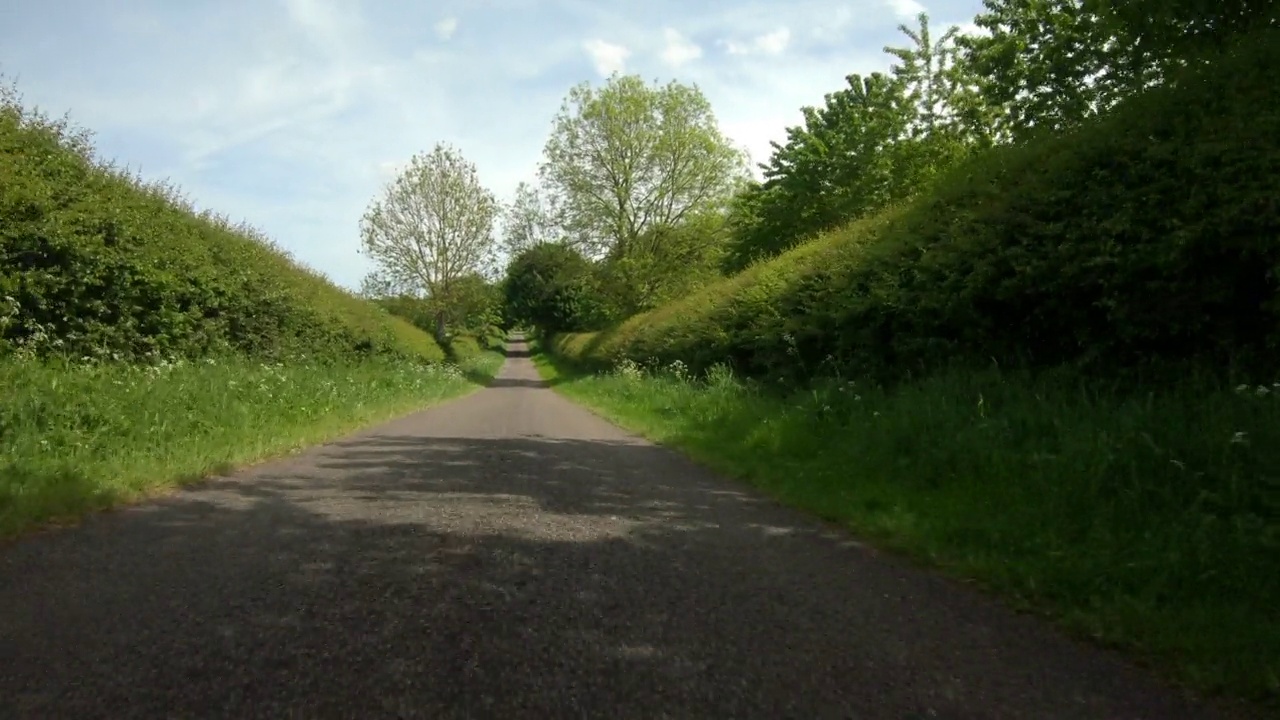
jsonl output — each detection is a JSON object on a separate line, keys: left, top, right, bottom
{"left": 534, "top": 350, "right": 1279, "bottom": 707}
{"left": 1, "top": 349, "right": 505, "bottom": 539}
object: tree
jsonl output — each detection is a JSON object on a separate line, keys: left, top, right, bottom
{"left": 953, "top": 0, "right": 1167, "bottom": 141}
{"left": 502, "top": 243, "right": 606, "bottom": 333}
{"left": 722, "top": 71, "right": 921, "bottom": 269}
{"left": 1094, "top": 0, "right": 1276, "bottom": 61}
{"left": 884, "top": 11, "right": 962, "bottom": 136}
{"left": 499, "top": 180, "right": 559, "bottom": 260}
{"left": 719, "top": 16, "right": 989, "bottom": 273}
{"left": 359, "top": 142, "right": 499, "bottom": 341}
{"left": 368, "top": 274, "right": 500, "bottom": 337}
{"left": 538, "top": 73, "right": 748, "bottom": 259}
{"left": 446, "top": 273, "right": 505, "bottom": 334}
{"left": 597, "top": 207, "right": 732, "bottom": 318}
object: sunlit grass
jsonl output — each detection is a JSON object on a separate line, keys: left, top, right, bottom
{"left": 535, "top": 349, "right": 1280, "bottom": 706}
{"left": 0, "top": 350, "right": 504, "bottom": 538}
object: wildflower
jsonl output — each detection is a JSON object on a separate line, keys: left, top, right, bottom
{"left": 613, "top": 358, "right": 644, "bottom": 381}
{"left": 666, "top": 359, "right": 689, "bottom": 381}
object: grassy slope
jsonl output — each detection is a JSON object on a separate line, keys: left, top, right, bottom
{"left": 1, "top": 348, "right": 505, "bottom": 539}
{"left": 1, "top": 80, "right": 448, "bottom": 364}
{"left": 1, "top": 79, "right": 512, "bottom": 538}
{"left": 535, "top": 343, "right": 1279, "bottom": 706}
{"left": 551, "top": 31, "right": 1280, "bottom": 385}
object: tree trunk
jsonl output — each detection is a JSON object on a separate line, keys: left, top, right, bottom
{"left": 434, "top": 310, "right": 447, "bottom": 344}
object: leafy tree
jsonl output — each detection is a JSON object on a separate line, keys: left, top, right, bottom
{"left": 886, "top": 12, "right": 1000, "bottom": 149}
{"left": 884, "top": 11, "right": 962, "bottom": 136}
{"left": 722, "top": 72, "right": 918, "bottom": 269}
{"left": 538, "top": 73, "right": 748, "bottom": 259}
{"left": 446, "top": 273, "right": 505, "bottom": 334}
{"left": 1095, "top": 0, "right": 1276, "bottom": 60}
{"left": 597, "top": 207, "right": 732, "bottom": 318}
{"left": 720, "top": 180, "right": 774, "bottom": 273}
{"left": 499, "top": 180, "right": 559, "bottom": 260}
{"left": 721, "top": 15, "right": 982, "bottom": 272}
{"left": 359, "top": 142, "right": 499, "bottom": 341}
{"left": 502, "top": 242, "right": 605, "bottom": 334}
{"left": 954, "top": 0, "right": 1165, "bottom": 141}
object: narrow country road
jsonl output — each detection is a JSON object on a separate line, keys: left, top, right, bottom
{"left": 0, "top": 339, "right": 1257, "bottom": 719}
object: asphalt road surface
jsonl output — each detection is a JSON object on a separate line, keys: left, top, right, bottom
{"left": 0, "top": 339, "right": 1260, "bottom": 719}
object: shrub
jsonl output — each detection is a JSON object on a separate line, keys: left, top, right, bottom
{"left": 0, "top": 79, "right": 445, "bottom": 364}
{"left": 553, "top": 28, "right": 1280, "bottom": 384}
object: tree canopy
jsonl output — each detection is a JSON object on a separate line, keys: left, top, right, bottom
{"left": 538, "top": 74, "right": 748, "bottom": 259}
{"left": 359, "top": 143, "right": 499, "bottom": 339}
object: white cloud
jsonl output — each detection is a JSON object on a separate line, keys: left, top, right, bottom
{"left": 722, "top": 26, "right": 791, "bottom": 56}
{"left": 582, "top": 38, "right": 630, "bottom": 76}
{"left": 435, "top": 16, "right": 459, "bottom": 41}
{"left": 887, "top": 0, "right": 927, "bottom": 18}
{"left": 660, "top": 28, "right": 702, "bottom": 67}
{"left": 0, "top": 0, "right": 986, "bottom": 290}
{"left": 754, "top": 27, "right": 791, "bottom": 55}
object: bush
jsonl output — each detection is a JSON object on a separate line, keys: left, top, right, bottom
{"left": 553, "top": 29, "right": 1280, "bottom": 384}
{"left": 0, "top": 79, "right": 445, "bottom": 364}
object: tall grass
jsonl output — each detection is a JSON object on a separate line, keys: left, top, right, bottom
{"left": 536, "top": 351, "right": 1279, "bottom": 705}
{"left": 0, "top": 349, "right": 504, "bottom": 538}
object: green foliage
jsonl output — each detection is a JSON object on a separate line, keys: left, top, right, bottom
{"left": 953, "top": 0, "right": 1278, "bottom": 142}
{"left": 724, "top": 14, "right": 977, "bottom": 272}
{"left": 502, "top": 242, "right": 608, "bottom": 334}
{"left": 372, "top": 274, "right": 504, "bottom": 339}
{"left": 538, "top": 73, "right": 748, "bottom": 257}
{"left": 453, "top": 275, "right": 505, "bottom": 333}
{"left": 499, "top": 180, "right": 560, "bottom": 259}
{"left": 555, "top": 29, "right": 1280, "bottom": 383}
{"left": 956, "top": 0, "right": 1137, "bottom": 140}
{"left": 359, "top": 142, "right": 500, "bottom": 341}
{"left": 537, "top": 353, "right": 1280, "bottom": 703}
{"left": 1097, "top": 0, "right": 1278, "bottom": 59}
{"left": 595, "top": 207, "right": 732, "bottom": 319}
{"left": 0, "top": 81, "right": 445, "bottom": 364}
{"left": 0, "top": 350, "right": 504, "bottom": 538}
{"left": 539, "top": 14, "right": 1280, "bottom": 710}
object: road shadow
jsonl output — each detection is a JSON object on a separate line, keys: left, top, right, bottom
{"left": 0, "top": 431, "right": 1257, "bottom": 719}
{"left": 483, "top": 376, "right": 548, "bottom": 389}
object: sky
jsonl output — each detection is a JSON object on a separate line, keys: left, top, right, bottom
{"left": 0, "top": 0, "right": 985, "bottom": 291}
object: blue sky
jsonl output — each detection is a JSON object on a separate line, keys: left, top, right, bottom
{"left": 0, "top": 0, "right": 984, "bottom": 291}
